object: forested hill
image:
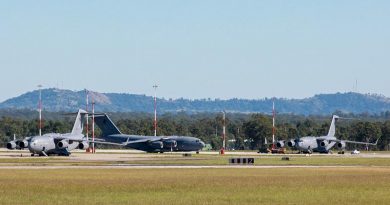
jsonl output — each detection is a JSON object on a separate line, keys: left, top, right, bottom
{"left": 0, "top": 88, "right": 390, "bottom": 115}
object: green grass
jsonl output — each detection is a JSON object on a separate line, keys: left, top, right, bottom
{"left": 126, "top": 154, "right": 390, "bottom": 166}
{"left": 1, "top": 153, "right": 390, "bottom": 204}
{"left": 1, "top": 154, "right": 390, "bottom": 167}
{"left": 0, "top": 168, "right": 390, "bottom": 204}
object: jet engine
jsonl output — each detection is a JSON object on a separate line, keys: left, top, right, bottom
{"left": 287, "top": 140, "right": 295, "bottom": 147}
{"left": 6, "top": 141, "right": 17, "bottom": 150}
{"left": 163, "top": 140, "right": 177, "bottom": 148}
{"left": 276, "top": 141, "right": 285, "bottom": 148}
{"left": 337, "top": 141, "right": 346, "bottom": 150}
{"left": 320, "top": 140, "right": 329, "bottom": 147}
{"left": 78, "top": 141, "right": 89, "bottom": 150}
{"left": 57, "top": 140, "right": 69, "bottom": 148}
{"left": 149, "top": 141, "right": 163, "bottom": 149}
{"left": 18, "top": 140, "right": 29, "bottom": 149}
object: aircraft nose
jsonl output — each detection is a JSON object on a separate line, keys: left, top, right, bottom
{"left": 28, "top": 138, "right": 40, "bottom": 153}
{"left": 200, "top": 141, "right": 205, "bottom": 148}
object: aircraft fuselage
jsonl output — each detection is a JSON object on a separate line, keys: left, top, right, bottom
{"left": 100, "top": 134, "right": 205, "bottom": 153}
{"left": 292, "top": 136, "right": 337, "bottom": 153}
{"left": 28, "top": 133, "right": 84, "bottom": 156}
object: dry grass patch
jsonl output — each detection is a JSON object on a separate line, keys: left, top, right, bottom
{"left": 0, "top": 167, "right": 390, "bottom": 204}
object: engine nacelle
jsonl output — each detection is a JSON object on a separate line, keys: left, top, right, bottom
{"left": 78, "top": 141, "right": 89, "bottom": 150}
{"left": 276, "top": 141, "right": 285, "bottom": 148}
{"left": 18, "top": 140, "right": 29, "bottom": 149}
{"left": 320, "top": 140, "right": 329, "bottom": 147}
{"left": 57, "top": 140, "right": 69, "bottom": 148}
{"left": 337, "top": 141, "right": 346, "bottom": 150}
{"left": 6, "top": 141, "right": 17, "bottom": 150}
{"left": 287, "top": 140, "right": 295, "bottom": 147}
{"left": 163, "top": 140, "right": 177, "bottom": 148}
{"left": 149, "top": 141, "right": 163, "bottom": 149}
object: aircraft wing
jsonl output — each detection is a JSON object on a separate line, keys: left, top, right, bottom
{"left": 329, "top": 138, "right": 379, "bottom": 146}
{"left": 88, "top": 138, "right": 163, "bottom": 147}
{"left": 58, "top": 137, "right": 85, "bottom": 141}
{"left": 51, "top": 135, "right": 86, "bottom": 142}
{"left": 87, "top": 140, "right": 127, "bottom": 146}
{"left": 123, "top": 139, "right": 162, "bottom": 145}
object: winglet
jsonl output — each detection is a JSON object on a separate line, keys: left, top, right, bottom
{"left": 373, "top": 137, "right": 381, "bottom": 146}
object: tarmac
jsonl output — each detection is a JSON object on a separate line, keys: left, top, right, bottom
{"left": 0, "top": 165, "right": 369, "bottom": 169}
{"left": 1, "top": 148, "right": 390, "bottom": 158}
{"left": 0, "top": 148, "right": 389, "bottom": 169}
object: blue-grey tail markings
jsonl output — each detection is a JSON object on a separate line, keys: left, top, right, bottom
{"left": 93, "top": 114, "right": 122, "bottom": 136}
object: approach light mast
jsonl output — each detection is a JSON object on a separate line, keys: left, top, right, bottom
{"left": 272, "top": 99, "right": 276, "bottom": 149}
{"left": 85, "top": 89, "right": 89, "bottom": 142}
{"left": 38, "top": 85, "right": 43, "bottom": 136}
{"left": 153, "top": 85, "right": 158, "bottom": 137}
{"left": 220, "top": 111, "right": 226, "bottom": 154}
{"left": 92, "top": 99, "right": 95, "bottom": 153}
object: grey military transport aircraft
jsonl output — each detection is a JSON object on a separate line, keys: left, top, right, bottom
{"left": 7, "top": 109, "right": 89, "bottom": 156}
{"left": 92, "top": 114, "right": 205, "bottom": 153}
{"left": 276, "top": 115, "right": 379, "bottom": 154}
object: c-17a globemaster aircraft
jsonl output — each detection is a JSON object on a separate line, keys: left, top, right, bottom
{"left": 276, "top": 115, "right": 379, "bottom": 154}
{"left": 7, "top": 109, "right": 90, "bottom": 156}
{"left": 91, "top": 113, "right": 205, "bottom": 153}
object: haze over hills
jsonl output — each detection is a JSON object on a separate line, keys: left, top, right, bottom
{"left": 0, "top": 88, "right": 390, "bottom": 115}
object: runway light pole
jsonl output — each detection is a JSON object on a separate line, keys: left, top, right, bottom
{"left": 92, "top": 99, "right": 95, "bottom": 153}
{"left": 85, "top": 89, "right": 89, "bottom": 142}
{"left": 38, "top": 85, "right": 43, "bottom": 136}
{"left": 272, "top": 99, "right": 276, "bottom": 149}
{"left": 220, "top": 111, "right": 226, "bottom": 155}
{"left": 153, "top": 85, "right": 158, "bottom": 137}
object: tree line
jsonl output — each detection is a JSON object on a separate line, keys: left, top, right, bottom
{"left": 0, "top": 112, "right": 389, "bottom": 151}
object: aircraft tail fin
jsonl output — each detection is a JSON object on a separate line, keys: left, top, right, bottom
{"left": 71, "top": 109, "right": 87, "bottom": 135}
{"left": 93, "top": 114, "right": 122, "bottom": 136}
{"left": 327, "top": 115, "right": 339, "bottom": 137}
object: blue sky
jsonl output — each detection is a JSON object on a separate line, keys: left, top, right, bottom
{"left": 0, "top": 1, "right": 389, "bottom": 102}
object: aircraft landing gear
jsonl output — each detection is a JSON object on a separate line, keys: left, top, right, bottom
{"left": 196, "top": 151, "right": 200, "bottom": 154}
{"left": 307, "top": 146, "right": 312, "bottom": 154}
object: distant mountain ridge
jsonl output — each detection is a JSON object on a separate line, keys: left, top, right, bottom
{"left": 0, "top": 88, "right": 390, "bottom": 115}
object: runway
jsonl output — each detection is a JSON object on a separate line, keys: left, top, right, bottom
{"left": 1, "top": 148, "right": 390, "bottom": 170}
{"left": 0, "top": 148, "right": 390, "bottom": 161}
{"left": 0, "top": 165, "right": 370, "bottom": 169}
